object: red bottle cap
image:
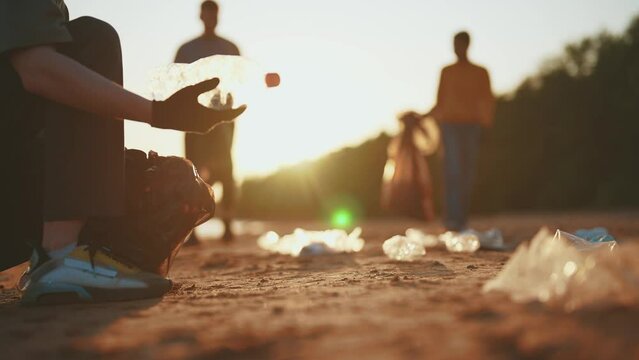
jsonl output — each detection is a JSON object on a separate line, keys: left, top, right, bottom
{"left": 265, "top": 73, "right": 280, "bottom": 88}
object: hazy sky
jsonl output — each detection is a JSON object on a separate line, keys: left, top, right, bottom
{"left": 65, "top": 0, "right": 639, "bottom": 179}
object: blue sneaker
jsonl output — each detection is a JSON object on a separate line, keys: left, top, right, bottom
{"left": 19, "top": 245, "right": 172, "bottom": 305}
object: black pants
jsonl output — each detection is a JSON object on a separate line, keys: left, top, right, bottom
{"left": 1, "top": 17, "right": 125, "bottom": 271}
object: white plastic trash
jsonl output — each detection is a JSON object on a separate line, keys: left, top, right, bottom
{"left": 483, "top": 227, "right": 637, "bottom": 311}
{"left": 443, "top": 232, "right": 480, "bottom": 253}
{"left": 383, "top": 235, "right": 426, "bottom": 261}
{"left": 257, "top": 227, "right": 364, "bottom": 257}
{"left": 405, "top": 228, "right": 440, "bottom": 248}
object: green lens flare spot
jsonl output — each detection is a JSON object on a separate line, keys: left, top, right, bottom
{"left": 331, "top": 208, "right": 353, "bottom": 228}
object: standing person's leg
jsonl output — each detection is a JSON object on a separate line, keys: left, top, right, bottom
{"left": 184, "top": 133, "right": 205, "bottom": 245}
{"left": 441, "top": 123, "right": 465, "bottom": 231}
{"left": 457, "top": 124, "right": 482, "bottom": 227}
{"left": 219, "top": 162, "right": 236, "bottom": 242}
{"left": 42, "top": 16, "right": 125, "bottom": 253}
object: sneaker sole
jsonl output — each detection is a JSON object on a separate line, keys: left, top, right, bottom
{"left": 21, "top": 279, "right": 173, "bottom": 305}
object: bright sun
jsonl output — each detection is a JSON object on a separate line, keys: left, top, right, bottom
{"left": 232, "top": 37, "right": 402, "bottom": 179}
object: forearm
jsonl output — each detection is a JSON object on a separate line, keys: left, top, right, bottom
{"left": 10, "top": 46, "right": 152, "bottom": 123}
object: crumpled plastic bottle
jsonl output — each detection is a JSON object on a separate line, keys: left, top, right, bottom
{"left": 440, "top": 231, "right": 480, "bottom": 253}
{"left": 150, "top": 55, "right": 279, "bottom": 110}
{"left": 405, "top": 228, "right": 440, "bottom": 248}
{"left": 382, "top": 235, "right": 426, "bottom": 261}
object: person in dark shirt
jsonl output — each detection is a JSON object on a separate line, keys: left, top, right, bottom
{"left": 0, "top": 0, "right": 245, "bottom": 304}
{"left": 176, "top": 1, "right": 240, "bottom": 243}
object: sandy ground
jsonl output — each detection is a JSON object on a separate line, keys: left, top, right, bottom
{"left": 1, "top": 211, "right": 639, "bottom": 360}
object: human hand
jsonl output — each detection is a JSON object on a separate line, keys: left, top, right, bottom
{"left": 151, "top": 78, "right": 247, "bottom": 133}
{"left": 197, "top": 166, "right": 211, "bottom": 182}
{"left": 398, "top": 111, "right": 422, "bottom": 126}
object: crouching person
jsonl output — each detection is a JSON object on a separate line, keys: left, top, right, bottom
{"left": 1, "top": 0, "right": 245, "bottom": 304}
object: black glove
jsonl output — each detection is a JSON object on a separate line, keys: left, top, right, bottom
{"left": 151, "top": 78, "right": 247, "bottom": 133}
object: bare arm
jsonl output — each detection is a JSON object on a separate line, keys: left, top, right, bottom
{"left": 422, "top": 69, "right": 446, "bottom": 119}
{"left": 480, "top": 69, "right": 495, "bottom": 127}
{"left": 10, "top": 45, "right": 152, "bottom": 123}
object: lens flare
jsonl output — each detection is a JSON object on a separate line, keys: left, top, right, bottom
{"left": 331, "top": 208, "right": 353, "bottom": 228}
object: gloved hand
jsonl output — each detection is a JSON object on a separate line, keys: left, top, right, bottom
{"left": 151, "top": 78, "right": 247, "bottom": 133}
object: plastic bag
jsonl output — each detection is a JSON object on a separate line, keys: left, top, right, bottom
{"left": 381, "top": 112, "right": 439, "bottom": 220}
{"left": 483, "top": 227, "right": 637, "bottom": 311}
{"left": 79, "top": 150, "right": 215, "bottom": 276}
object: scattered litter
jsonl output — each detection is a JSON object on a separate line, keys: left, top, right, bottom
{"left": 574, "top": 227, "right": 616, "bottom": 243}
{"left": 383, "top": 235, "right": 426, "bottom": 261}
{"left": 299, "top": 242, "right": 333, "bottom": 256}
{"left": 385, "top": 227, "right": 497, "bottom": 259}
{"left": 469, "top": 228, "right": 506, "bottom": 250}
{"left": 483, "top": 227, "right": 638, "bottom": 311}
{"left": 557, "top": 229, "right": 617, "bottom": 251}
{"left": 405, "top": 228, "right": 440, "bottom": 247}
{"left": 442, "top": 231, "right": 481, "bottom": 253}
{"left": 257, "top": 227, "right": 364, "bottom": 257}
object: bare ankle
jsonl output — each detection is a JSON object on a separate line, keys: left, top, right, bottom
{"left": 42, "top": 220, "right": 85, "bottom": 252}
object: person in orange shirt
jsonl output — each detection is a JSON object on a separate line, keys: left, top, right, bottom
{"left": 421, "top": 31, "right": 495, "bottom": 231}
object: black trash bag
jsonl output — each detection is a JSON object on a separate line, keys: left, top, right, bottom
{"left": 79, "top": 149, "right": 215, "bottom": 276}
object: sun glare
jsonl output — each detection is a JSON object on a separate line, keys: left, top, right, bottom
{"left": 233, "top": 37, "right": 401, "bottom": 179}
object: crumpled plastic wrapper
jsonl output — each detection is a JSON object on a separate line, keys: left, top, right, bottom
{"left": 405, "top": 228, "right": 440, "bottom": 248}
{"left": 482, "top": 227, "right": 638, "bottom": 311}
{"left": 383, "top": 235, "right": 426, "bottom": 261}
{"left": 257, "top": 227, "right": 364, "bottom": 257}
{"left": 383, "top": 228, "right": 496, "bottom": 261}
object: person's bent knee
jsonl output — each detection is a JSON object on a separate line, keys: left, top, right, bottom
{"left": 71, "top": 16, "right": 121, "bottom": 48}
{"left": 64, "top": 17, "right": 122, "bottom": 82}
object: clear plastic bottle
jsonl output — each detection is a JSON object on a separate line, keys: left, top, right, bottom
{"left": 149, "top": 55, "right": 280, "bottom": 110}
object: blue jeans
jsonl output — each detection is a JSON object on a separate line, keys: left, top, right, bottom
{"left": 441, "top": 123, "right": 482, "bottom": 231}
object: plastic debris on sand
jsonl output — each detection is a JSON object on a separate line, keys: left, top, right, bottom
{"left": 482, "top": 227, "right": 639, "bottom": 311}
{"left": 440, "top": 231, "right": 481, "bottom": 253}
{"left": 405, "top": 228, "right": 440, "bottom": 248}
{"left": 468, "top": 228, "right": 506, "bottom": 250}
{"left": 383, "top": 235, "right": 426, "bottom": 261}
{"left": 574, "top": 227, "right": 616, "bottom": 243}
{"left": 386, "top": 228, "right": 491, "bottom": 260}
{"left": 257, "top": 227, "right": 364, "bottom": 257}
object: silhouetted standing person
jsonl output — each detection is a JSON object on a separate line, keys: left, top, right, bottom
{"left": 175, "top": 1, "right": 240, "bottom": 243}
{"left": 423, "top": 31, "right": 495, "bottom": 231}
